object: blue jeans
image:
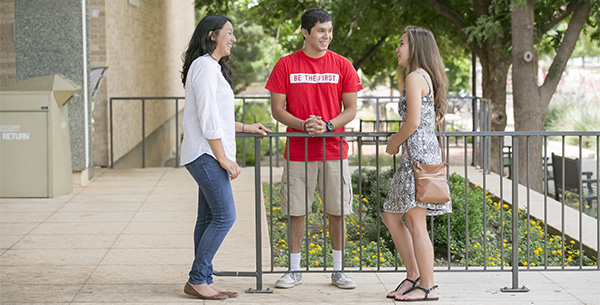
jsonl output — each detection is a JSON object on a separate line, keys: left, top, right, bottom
{"left": 185, "top": 153, "right": 236, "bottom": 285}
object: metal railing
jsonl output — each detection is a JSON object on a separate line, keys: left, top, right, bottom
{"left": 109, "top": 97, "right": 183, "bottom": 168}
{"left": 223, "top": 131, "right": 599, "bottom": 293}
{"left": 107, "top": 95, "right": 489, "bottom": 168}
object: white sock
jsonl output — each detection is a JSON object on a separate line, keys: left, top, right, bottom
{"left": 332, "top": 250, "right": 343, "bottom": 271}
{"left": 290, "top": 252, "right": 301, "bottom": 271}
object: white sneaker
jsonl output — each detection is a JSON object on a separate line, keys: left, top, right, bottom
{"left": 275, "top": 272, "right": 303, "bottom": 288}
{"left": 331, "top": 272, "right": 356, "bottom": 289}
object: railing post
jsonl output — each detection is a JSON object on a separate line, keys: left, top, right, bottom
{"left": 141, "top": 99, "right": 146, "bottom": 168}
{"left": 502, "top": 136, "right": 529, "bottom": 293}
{"left": 175, "top": 98, "right": 179, "bottom": 168}
{"left": 246, "top": 136, "right": 273, "bottom": 293}
{"left": 110, "top": 97, "right": 114, "bottom": 168}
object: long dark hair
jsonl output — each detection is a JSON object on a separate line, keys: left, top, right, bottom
{"left": 404, "top": 26, "right": 448, "bottom": 123}
{"left": 181, "top": 15, "right": 234, "bottom": 89}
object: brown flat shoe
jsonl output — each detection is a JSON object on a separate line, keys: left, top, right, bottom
{"left": 220, "top": 290, "right": 238, "bottom": 298}
{"left": 184, "top": 282, "right": 227, "bottom": 300}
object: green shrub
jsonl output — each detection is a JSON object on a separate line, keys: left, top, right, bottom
{"left": 545, "top": 101, "right": 600, "bottom": 149}
{"left": 264, "top": 168, "right": 596, "bottom": 268}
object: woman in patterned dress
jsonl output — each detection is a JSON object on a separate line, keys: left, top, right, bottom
{"left": 382, "top": 26, "right": 451, "bottom": 302}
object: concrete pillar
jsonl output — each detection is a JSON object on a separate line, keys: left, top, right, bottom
{"left": 14, "top": 0, "right": 91, "bottom": 177}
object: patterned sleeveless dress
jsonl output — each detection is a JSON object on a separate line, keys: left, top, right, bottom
{"left": 383, "top": 71, "right": 452, "bottom": 215}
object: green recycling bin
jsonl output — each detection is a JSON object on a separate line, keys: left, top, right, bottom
{"left": 0, "top": 75, "right": 80, "bottom": 198}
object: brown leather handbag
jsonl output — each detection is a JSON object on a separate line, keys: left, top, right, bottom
{"left": 404, "top": 124, "right": 450, "bottom": 203}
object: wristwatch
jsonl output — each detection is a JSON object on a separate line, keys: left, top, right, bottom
{"left": 325, "top": 120, "right": 334, "bottom": 132}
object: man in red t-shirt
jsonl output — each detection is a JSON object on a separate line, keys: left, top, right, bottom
{"left": 266, "top": 8, "right": 363, "bottom": 290}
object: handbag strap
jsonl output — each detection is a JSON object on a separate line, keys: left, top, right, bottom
{"left": 404, "top": 122, "right": 445, "bottom": 164}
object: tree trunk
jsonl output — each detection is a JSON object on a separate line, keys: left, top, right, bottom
{"left": 477, "top": 47, "right": 511, "bottom": 174}
{"left": 511, "top": 0, "right": 591, "bottom": 193}
{"left": 511, "top": 0, "right": 543, "bottom": 192}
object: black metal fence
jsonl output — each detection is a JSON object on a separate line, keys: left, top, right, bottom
{"left": 107, "top": 96, "right": 599, "bottom": 293}
{"left": 108, "top": 95, "right": 490, "bottom": 168}
{"left": 229, "top": 131, "right": 599, "bottom": 293}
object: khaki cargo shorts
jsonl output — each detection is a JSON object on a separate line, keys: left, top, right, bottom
{"left": 280, "top": 159, "right": 353, "bottom": 216}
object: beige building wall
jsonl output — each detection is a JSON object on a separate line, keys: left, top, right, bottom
{"left": 90, "top": 0, "right": 195, "bottom": 166}
{"left": 0, "top": 0, "right": 16, "bottom": 83}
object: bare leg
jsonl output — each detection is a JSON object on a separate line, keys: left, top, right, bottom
{"left": 382, "top": 212, "right": 420, "bottom": 297}
{"left": 398, "top": 207, "right": 438, "bottom": 301}
{"left": 289, "top": 215, "right": 306, "bottom": 254}
{"left": 327, "top": 214, "right": 345, "bottom": 251}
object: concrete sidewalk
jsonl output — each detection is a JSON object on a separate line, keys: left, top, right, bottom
{"left": 1, "top": 167, "right": 598, "bottom": 304}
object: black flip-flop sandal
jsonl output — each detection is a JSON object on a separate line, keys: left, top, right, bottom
{"left": 386, "top": 277, "right": 420, "bottom": 299}
{"left": 395, "top": 285, "right": 439, "bottom": 302}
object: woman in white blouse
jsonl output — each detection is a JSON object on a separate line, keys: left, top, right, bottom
{"left": 180, "top": 15, "right": 270, "bottom": 300}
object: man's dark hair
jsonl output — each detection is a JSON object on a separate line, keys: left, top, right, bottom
{"left": 301, "top": 8, "right": 333, "bottom": 34}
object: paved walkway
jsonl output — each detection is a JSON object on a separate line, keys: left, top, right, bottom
{"left": 1, "top": 167, "right": 599, "bottom": 304}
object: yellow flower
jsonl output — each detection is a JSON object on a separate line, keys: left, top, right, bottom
{"left": 536, "top": 226, "right": 541, "bottom": 230}
{"left": 530, "top": 220, "right": 535, "bottom": 225}
{"left": 380, "top": 257, "right": 385, "bottom": 262}
{"left": 534, "top": 250, "right": 539, "bottom": 255}
{"left": 491, "top": 262, "right": 495, "bottom": 266}
{"left": 474, "top": 244, "right": 478, "bottom": 248}
{"left": 309, "top": 243, "right": 314, "bottom": 247}
{"left": 315, "top": 261, "right": 319, "bottom": 266}
{"left": 549, "top": 238, "right": 554, "bottom": 242}
{"left": 537, "top": 247, "right": 542, "bottom": 252}
{"left": 352, "top": 250, "right": 356, "bottom": 254}
{"left": 567, "top": 257, "right": 572, "bottom": 262}
{"left": 354, "top": 257, "right": 359, "bottom": 261}
{"left": 522, "top": 262, "right": 528, "bottom": 266}
{"left": 531, "top": 262, "right": 536, "bottom": 266}
{"left": 570, "top": 240, "right": 575, "bottom": 244}
{"left": 280, "top": 239, "right": 286, "bottom": 243}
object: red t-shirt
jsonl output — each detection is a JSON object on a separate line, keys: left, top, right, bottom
{"left": 266, "top": 50, "right": 363, "bottom": 161}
